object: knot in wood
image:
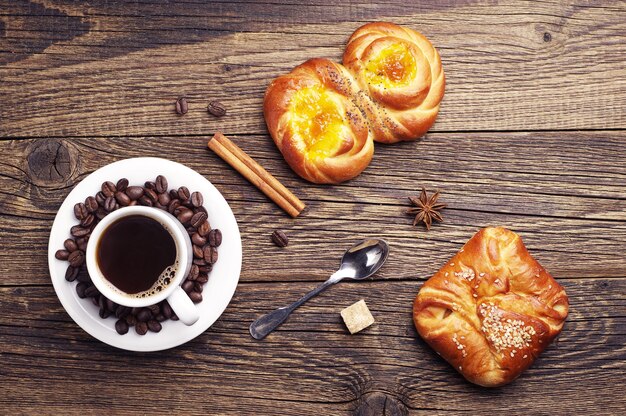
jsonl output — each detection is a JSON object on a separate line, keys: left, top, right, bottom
{"left": 27, "top": 139, "right": 73, "bottom": 185}
{"left": 355, "top": 392, "right": 407, "bottom": 416}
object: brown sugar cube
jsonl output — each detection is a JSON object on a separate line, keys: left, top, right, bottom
{"left": 341, "top": 300, "right": 375, "bottom": 334}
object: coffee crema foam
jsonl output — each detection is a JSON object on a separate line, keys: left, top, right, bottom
{"left": 106, "top": 259, "right": 180, "bottom": 299}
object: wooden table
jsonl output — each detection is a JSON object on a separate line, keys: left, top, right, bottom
{"left": 1, "top": 1, "right": 625, "bottom": 414}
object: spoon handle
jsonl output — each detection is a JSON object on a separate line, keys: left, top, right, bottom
{"left": 249, "top": 279, "right": 335, "bottom": 340}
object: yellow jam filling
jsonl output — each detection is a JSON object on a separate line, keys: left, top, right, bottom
{"left": 365, "top": 43, "right": 416, "bottom": 88}
{"left": 290, "top": 84, "right": 346, "bottom": 159}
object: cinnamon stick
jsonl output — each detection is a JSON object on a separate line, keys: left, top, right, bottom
{"left": 208, "top": 132, "right": 305, "bottom": 217}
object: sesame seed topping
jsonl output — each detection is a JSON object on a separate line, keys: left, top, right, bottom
{"left": 450, "top": 263, "right": 455, "bottom": 266}
{"left": 523, "top": 354, "right": 528, "bottom": 359}
{"left": 459, "top": 366, "right": 462, "bottom": 371}
{"left": 479, "top": 303, "right": 536, "bottom": 353}
{"left": 445, "top": 272, "right": 449, "bottom": 277}
{"left": 455, "top": 268, "right": 476, "bottom": 282}
{"left": 473, "top": 294, "right": 478, "bottom": 298}
{"left": 494, "top": 278, "right": 501, "bottom": 285}
{"left": 548, "top": 284, "right": 552, "bottom": 289}
{"left": 479, "top": 272, "right": 485, "bottom": 277}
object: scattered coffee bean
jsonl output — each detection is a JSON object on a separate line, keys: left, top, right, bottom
{"left": 116, "top": 178, "right": 129, "bottom": 192}
{"left": 99, "top": 297, "right": 110, "bottom": 319}
{"left": 144, "top": 188, "right": 158, "bottom": 203}
{"left": 148, "top": 304, "right": 160, "bottom": 315}
{"left": 186, "top": 226, "right": 196, "bottom": 236}
{"left": 155, "top": 175, "right": 168, "bottom": 193}
{"left": 158, "top": 191, "right": 171, "bottom": 206}
{"left": 193, "top": 257, "right": 207, "bottom": 266}
{"left": 161, "top": 301, "right": 173, "bottom": 319}
{"left": 126, "top": 186, "right": 144, "bottom": 200}
{"left": 101, "top": 181, "right": 117, "bottom": 197}
{"left": 116, "top": 306, "right": 131, "bottom": 319}
{"left": 168, "top": 199, "right": 181, "bottom": 214}
{"left": 84, "top": 285, "right": 99, "bottom": 298}
{"left": 190, "top": 211, "right": 208, "bottom": 228}
{"left": 271, "top": 230, "right": 289, "bottom": 247}
{"left": 198, "top": 264, "right": 212, "bottom": 273}
{"left": 188, "top": 264, "right": 200, "bottom": 281}
{"left": 135, "top": 321, "right": 148, "bottom": 335}
{"left": 147, "top": 320, "right": 162, "bottom": 333}
{"left": 138, "top": 196, "right": 153, "bottom": 206}
{"left": 76, "top": 268, "right": 91, "bottom": 283}
{"left": 145, "top": 181, "right": 156, "bottom": 191}
{"left": 192, "top": 244, "right": 204, "bottom": 259}
{"left": 207, "top": 100, "right": 226, "bottom": 117}
{"left": 106, "top": 298, "right": 117, "bottom": 313}
{"left": 178, "top": 186, "right": 191, "bottom": 201}
{"left": 95, "top": 207, "right": 108, "bottom": 220}
{"left": 115, "top": 191, "right": 131, "bottom": 206}
{"left": 76, "top": 236, "right": 88, "bottom": 251}
{"left": 193, "top": 282, "right": 203, "bottom": 293}
{"left": 68, "top": 250, "right": 85, "bottom": 267}
{"left": 136, "top": 309, "right": 152, "bottom": 322}
{"left": 189, "top": 291, "right": 203, "bottom": 303}
{"left": 203, "top": 245, "right": 218, "bottom": 264}
{"left": 175, "top": 97, "right": 188, "bottom": 115}
{"left": 104, "top": 196, "right": 116, "bottom": 212}
{"left": 182, "top": 280, "right": 194, "bottom": 293}
{"left": 76, "top": 282, "right": 88, "bottom": 298}
{"left": 208, "top": 229, "right": 222, "bottom": 247}
{"left": 65, "top": 265, "right": 79, "bottom": 282}
{"left": 64, "top": 238, "right": 78, "bottom": 252}
{"left": 74, "top": 202, "right": 88, "bottom": 220}
{"left": 115, "top": 319, "right": 129, "bottom": 335}
{"left": 177, "top": 209, "right": 193, "bottom": 224}
{"left": 85, "top": 196, "right": 99, "bottom": 213}
{"left": 196, "top": 274, "right": 209, "bottom": 284}
{"left": 95, "top": 191, "right": 107, "bottom": 206}
{"left": 92, "top": 295, "right": 101, "bottom": 307}
{"left": 197, "top": 221, "right": 211, "bottom": 237}
{"left": 169, "top": 189, "right": 179, "bottom": 201}
{"left": 80, "top": 214, "right": 95, "bottom": 228}
{"left": 155, "top": 313, "right": 166, "bottom": 322}
{"left": 190, "top": 191, "right": 203, "bottom": 207}
{"left": 126, "top": 314, "right": 138, "bottom": 326}
{"left": 192, "top": 233, "right": 206, "bottom": 247}
{"left": 55, "top": 249, "right": 70, "bottom": 260}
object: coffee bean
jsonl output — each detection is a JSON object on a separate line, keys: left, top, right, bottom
{"left": 125, "top": 314, "right": 138, "bottom": 326}
{"left": 76, "top": 282, "right": 88, "bottom": 298}
{"left": 116, "top": 178, "right": 129, "bottom": 192}
{"left": 182, "top": 280, "right": 194, "bottom": 293}
{"left": 148, "top": 304, "right": 160, "bottom": 315}
{"left": 155, "top": 313, "right": 166, "bottom": 322}
{"left": 145, "top": 181, "right": 157, "bottom": 191}
{"left": 106, "top": 298, "right": 117, "bottom": 313}
{"left": 186, "top": 226, "right": 196, "bottom": 236}
{"left": 115, "top": 319, "right": 129, "bottom": 335}
{"left": 168, "top": 199, "right": 181, "bottom": 214}
{"left": 161, "top": 301, "right": 173, "bottom": 319}
{"left": 55, "top": 249, "right": 70, "bottom": 260}
{"left": 65, "top": 265, "right": 79, "bottom": 282}
{"left": 64, "top": 238, "right": 78, "bottom": 252}
{"left": 99, "top": 297, "right": 110, "bottom": 319}
{"left": 271, "top": 230, "right": 289, "bottom": 247}
{"left": 74, "top": 202, "right": 88, "bottom": 220}
{"left": 136, "top": 309, "right": 152, "bottom": 322}
{"left": 189, "top": 291, "right": 203, "bottom": 303}
{"left": 154, "top": 203, "right": 167, "bottom": 211}
{"left": 104, "top": 196, "right": 116, "bottom": 212}
{"left": 138, "top": 196, "right": 153, "bottom": 206}
{"left": 190, "top": 191, "right": 203, "bottom": 207}
{"left": 116, "top": 306, "right": 131, "bottom": 319}
{"left": 135, "top": 321, "right": 148, "bottom": 335}
{"left": 197, "top": 221, "right": 211, "bottom": 237}
{"left": 144, "top": 188, "right": 158, "bottom": 203}
{"left": 193, "top": 282, "right": 203, "bottom": 293}
{"left": 207, "top": 100, "right": 226, "bottom": 117}
{"left": 191, "top": 233, "right": 206, "bottom": 247}
{"left": 70, "top": 225, "right": 91, "bottom": 237}
{"left": 194, "top": 206, "right": 207, "bottom": 215}
{"left": 169, "top": 189, "right": 180, "bottom": 200}
{"left": 193, "top": 258, "right": 207, "bottom": 266}
{"left": 95, "top": 191, "right": 106, "bottom": 206}
{"left": 196, "top": 274, "right": 209, "bottom": 284}
{"left": 80, "top": 214, "right": 94, "bottom": 228}
{"left": 177, "top": 209, "right": 193, "bottom": 224}
{"left": 190, "top": 211, "right": 208, "bottom": 228}
{"left": 84, "top": 285, "right": 99, "bottom": 298}
{"left": 68, "top": 250, "right": 85, "bottom": 267}
{"left": 102, "top": 181, "right": 117, "bottom": 197}
{"left": 76, "top": 268, "right": 91, "bottom": 283}
{"left": 188, "top": 264, "right": 200, "bottom": 281}
{"left": 92, "top": 295, "right": 101, "bottom": 307}
{"left": 208, "top": 229, "right": 222, "bottom": 247}
{"left": 192, "top": 244, "right": 204, "bottom": 259}
{"left": 115, "top": 191, "right": 131, "bottom": 206}
{"left": 155, "top": 175, "right": 168, "bottom": 193}
{"left": 203, "top": 245, "right": 218, "bottom": 264}
{"left": 147, "top": 320, "right": 162, "bottom": 333}
{"left": 178, "top": 186, "right": 191, "bottom": 201}
{"left": 85, "top": 196, "right": 99, "bottom": 213}
{"left": 95, "top": 207, "right": 108, "bottom": 220}
{"left": 157, "top": 192, "right": 171, "bottom": 206}
{"left": 126, "top": 186, "right": 144, "bottom": 200}
{"left": 198, "top": 264, "right": 213, "bottom": 273}
{"left": 175, "top": 97, "right": 188, "bottom": 115}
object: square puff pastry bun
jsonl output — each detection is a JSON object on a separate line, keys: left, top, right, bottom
{"left": 413, "top": 227, "right": 568, "bottom": 387}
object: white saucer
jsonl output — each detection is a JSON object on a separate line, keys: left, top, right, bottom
{"left": 48, "top": 157, "right": 242, "bottom": 351}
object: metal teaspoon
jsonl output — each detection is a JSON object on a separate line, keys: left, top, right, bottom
{"left": 249, "top": 239, "right": 389, "bottom": 340}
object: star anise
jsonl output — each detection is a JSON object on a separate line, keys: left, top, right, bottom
{"left": 406, "top": 188, "right": 446, "bottom": 230}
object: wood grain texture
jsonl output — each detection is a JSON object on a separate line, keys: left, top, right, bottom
{"left": 0, "top": 0, "right": 625, "bottom": 414}
{"left": 0, "top": 0, "right": 625, "bottom": 136}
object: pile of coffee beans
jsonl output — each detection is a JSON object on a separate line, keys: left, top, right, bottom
{"left": 55, "top": 175, "right": 222, "bottom": 336}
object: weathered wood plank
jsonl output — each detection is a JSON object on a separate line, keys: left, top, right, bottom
{"left": 0, "top": 1, "right": 624, "bottom": 136}
{"left": 1, "top": 279, "right": 624, "bottom": 414}
{"left": 0, "top": 132, "right": 624, "bottom": 285}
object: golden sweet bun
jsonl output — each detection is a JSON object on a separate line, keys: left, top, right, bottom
{"left": 413, "top": 227, "right": 568, "bottom": 387}
{"left": 343, "top": 22, "right": 445, "bottom": 143}
{"left": 263, "top": 58, "right": 374, "bottom": 184}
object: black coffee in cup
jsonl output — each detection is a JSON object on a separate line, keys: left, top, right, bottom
{"left": 97, "top": 215, "right": 177, "bottom": 296}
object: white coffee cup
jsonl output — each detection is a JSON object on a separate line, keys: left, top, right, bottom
{"left": 86, "top": 206, "right": 200, "bottom": 326}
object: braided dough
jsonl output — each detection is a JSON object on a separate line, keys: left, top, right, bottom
{"left": 264, "top": 22, "right": 444, "bottom": 183}
{"left": 413, "top": 227, "right": 568, "bottom": 387}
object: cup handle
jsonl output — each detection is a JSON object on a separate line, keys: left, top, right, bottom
{"left": 166, "top": 286, "right": 199, "bottom": 325}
